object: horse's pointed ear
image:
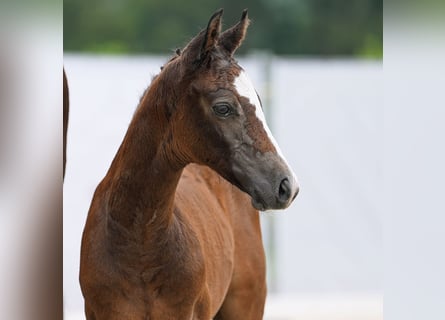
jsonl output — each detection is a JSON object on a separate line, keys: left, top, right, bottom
{"left": 181, "top": 9, "right": 223, "bottom": 67}
{"left": 219, "top": 9, "right": 250, "bottom": 56}
{"left": 199, "top": 9, "right": 224, "bottom": 60}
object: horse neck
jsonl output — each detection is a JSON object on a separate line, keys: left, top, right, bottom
{"left": 104, "top": 75, "right": 184, "bottom": 238}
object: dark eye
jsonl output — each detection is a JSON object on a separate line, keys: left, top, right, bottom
{"left": 212, "top": 103, "right": 232, "bottom": 118}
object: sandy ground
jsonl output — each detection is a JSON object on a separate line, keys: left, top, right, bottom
{"left": 264, "top": 294, "right": 382, "bottom": 320}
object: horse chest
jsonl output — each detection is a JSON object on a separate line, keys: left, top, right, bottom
{"left": 135, "top": 213, "right": 234, "bottom": 315}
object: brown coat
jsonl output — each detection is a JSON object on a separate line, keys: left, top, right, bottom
{"left": 80, "top": 9, "right": 298, "bottom": 319}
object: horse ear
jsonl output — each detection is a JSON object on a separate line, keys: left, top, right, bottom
{"left": 199, "top": 9, "right": 224, "bottom": 60}
{"left": 181, "top": 9, "right": 223, "bottom": 67}
{"left": 219, "top": 9, "right": 250, "bottom": 56}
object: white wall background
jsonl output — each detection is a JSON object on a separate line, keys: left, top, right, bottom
{"left": 63, "top": 54, "right": 382, "bottom": 319}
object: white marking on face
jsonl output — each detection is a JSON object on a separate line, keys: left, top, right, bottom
{"left": 233, "top": 70, "right": 299, "bottom": 191}
{"left": 233, "top": 71, "right": 283, "bottom": 156}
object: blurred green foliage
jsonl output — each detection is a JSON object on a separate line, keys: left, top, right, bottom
{"left": 64, "top": 0, "right": 382, "bottom": 58}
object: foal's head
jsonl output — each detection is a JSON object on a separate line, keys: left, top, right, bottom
{"left": 157, "top": 9, "right": 299, "bottom": 210}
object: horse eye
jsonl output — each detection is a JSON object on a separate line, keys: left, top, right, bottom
{"left": 213, "top": 104, "right": 232, "bottom": 117}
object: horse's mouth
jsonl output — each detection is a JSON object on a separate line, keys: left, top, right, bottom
{"left": 251, "top": 197, "right": 266, "bottom": 211}
{"left": 250, "top": 188, "right": 276, "bottom": 211}
{"left": 249, "top": 178, "right": 299, "bottom": 211}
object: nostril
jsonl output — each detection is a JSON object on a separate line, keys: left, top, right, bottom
{"left": 278, "top": 178, "right": 291, "bottom": 202}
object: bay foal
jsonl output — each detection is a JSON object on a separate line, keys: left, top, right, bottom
{"left": 80, "top": 9, "right": 299, "bottom": 320}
